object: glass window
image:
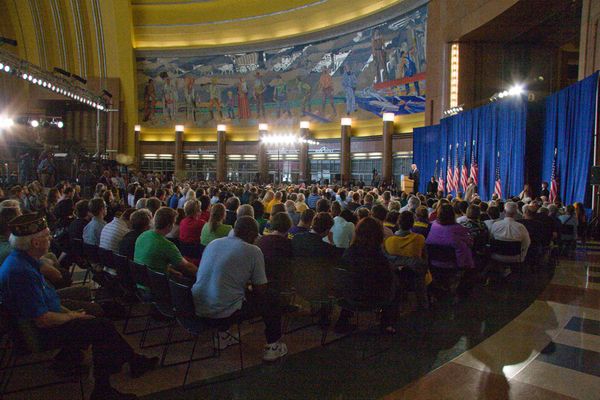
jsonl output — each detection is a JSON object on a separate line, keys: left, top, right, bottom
{"left": 351, "top": 159, "right": 382, "bottom": 184}
{"left": 393, "top": 156, "right": 413, "bottom": 185}
{"left": 140, "top": 159, "right": 174, "bottom": 173}
{"left": 227, "top": 160, "right": 258, "bottom": 182}
{"left": 185, "top": 160, "right": 216, "bottom": 180}
{"left": 310, "top": 157, "right": 340, "bottom": 184}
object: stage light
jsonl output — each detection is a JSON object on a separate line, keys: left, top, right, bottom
{"left": 27, "top": 75, "right": 33, "bottom": 81}
{"left": 4, "top": 65, "right": 10, "bottom": 72}
{"left": 32, "top": 78, "right": 37, "bottom": 84}
{"left": 175, "top": 125, "right": 184, "bottom": 132}
{"left": 57, "top": 121, "right": 64, "bottom": 128}
{"left": 21, "top": 73, "right": 28, "bottom": 80}
{"left": 42, "top": 82, "right": 47, "bottom": 87}
{"left": 217, "top": 124, "right": 226, "bottom": 132}
{"left": 0, "top": 63, "right": 4, "bottom": 70}
{"left": 508, "top": 84, "right": 524, "bottom": 96}
{"left": 300, "top": 121, "right": 310, "bottom": 129}
{"left": 30, "top": 119, "right": 39, "bottom": 128}
{"left": 341, "top": 117, "right": 352, "bottom": 126}
{"left": 0, "top": 117, "right": 13, "bottom": 129}
{"left": 382, "top": 112, "right": 395, "bottom": 122}
{"left": 98, "top": 105, "right": 104, "bottom": 110}
{"left": 258, "top": 123, "right": 268, "bottom": 131}
{"left": 134, "top": 124, "right": 141, "bottom": 132}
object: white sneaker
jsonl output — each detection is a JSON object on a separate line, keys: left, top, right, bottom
{"left": 262, "top": 342, "right": 288, "bottom": 362}
{"left": 213, "top": 331, "right": 239, "bottom": 350}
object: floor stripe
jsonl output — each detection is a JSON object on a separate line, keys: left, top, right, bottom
{"left": 564, "top": 317, "right": 600, "bottom": 337}
{"left": 537, "top": 342, "right": 600, "bottom": 378}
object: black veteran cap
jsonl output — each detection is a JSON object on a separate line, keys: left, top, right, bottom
{"left": 8, "top": 213, "right": 48, "bottom": 237}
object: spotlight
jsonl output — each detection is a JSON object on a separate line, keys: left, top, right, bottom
{"left": 57, "top": 121, "right": 64, "bottom": 128}
{"left": 42, "top": 82, "right": 47, "bottom": 87}
{"left": 0, "top": 117, "right": 14, "bottom": 129}
{"left": 3, "top": 65, "right": 9, "bottom": 72}
{"left": 508, "top": 84, "right": 524, "bottom": 96}
{"left": 27, "top": 75, "right": 33, "bottom": 81}
{"left": 30, "top": 119, "right": 39, "bottom": 128}
{"left": 21, "top": 73, "right": 28, "bottom": 80}
{"left": 0, "top": 63, "right": 3, "bottom": 70}
{"left": 32, "top": 78, "right": 37, "bottom": 84}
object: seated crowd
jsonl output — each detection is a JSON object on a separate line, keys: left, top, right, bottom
{"left": 0, "top": 174, "right": 587, "bottom": 400}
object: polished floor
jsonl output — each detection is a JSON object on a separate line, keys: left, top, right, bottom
{"left": 4, "top": 244, "right": 600, "bottom": 400}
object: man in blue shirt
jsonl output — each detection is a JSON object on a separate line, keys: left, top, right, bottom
{"left": 0, "top": 213, "right": 157, "bottom": 400}
{"left": 83, "top": 198, "right": 106, "bottom": 246}
{"left": 307, "top": 186, "right": 321, "bottom": 210}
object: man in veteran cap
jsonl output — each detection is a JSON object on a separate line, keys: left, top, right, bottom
{"left": 0, "top": 213, "right": 157, "bottom": 400}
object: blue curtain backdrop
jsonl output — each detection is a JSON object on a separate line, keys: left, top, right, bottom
{"left": 413, "top": 124, "right": 441, "bottom": 193}
{"left": 542, "top": 72, "right": 599, "bottom": 206}
{"left": 412, "top": 97, "right": 527, "bottom": 200}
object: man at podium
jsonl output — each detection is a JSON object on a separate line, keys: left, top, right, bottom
{"left": 409, "top": 164, "right": 420, "bottom": 194}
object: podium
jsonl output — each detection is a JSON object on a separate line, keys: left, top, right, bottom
{"left": 401, "top": 175, "right": 414, "bottom": 193}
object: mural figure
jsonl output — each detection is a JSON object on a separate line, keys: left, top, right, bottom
{"left": 400, "top": 48, "right": 420, "bottom": 95}
{"left": 226, "top": 90, "right": 235, "bottom": 119}
{"left": 318, "top": 67, "right": 337, "bottom": 116}
{"left": 342, "top": 65, "right": 358, "bottom": 115}
{"left": 184, "top": 77, "right": 197, "bottom": 121}
{"left": 253, "top": 72, "right": 266, "bottom": 119}
{"left": 142, "top": 79, "right": 156, "bottom": 122}
{"left": 237, "top": 77, "right": 251, "bottom": 119}
{"left": 296, "top": 75, "right": 312, "bottom": 115}
{"left": 273, "top": 75, "right": 290, "bottom": 118}
{"left": 162, "top": 76, "right": 176, "bottom": 120}
{"left": 371, "top": 28, "right": 388, "bottom": 83}
{"left": 208, "top": 77, "right": 223, "bottom": 120}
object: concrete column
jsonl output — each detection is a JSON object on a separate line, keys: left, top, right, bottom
{"left": 299, "top": 127, "right": 310, "bottom": 183}
{"left": 175, "top": 128, "right": 184, "bottom": 179}
{"left": 258, "top": 129, "right": 269, "bottom": 183}
{"left": 134, "top": 126, "right": 141, "bottom": 170}
{"left": 340, "top": 121, "right": 351, "bottom": 184}
{"left": 217, "top": 128, "right": 227, "bottom": 182}
{"left": 382, "top": 118, "right": 394, "bottom": 184}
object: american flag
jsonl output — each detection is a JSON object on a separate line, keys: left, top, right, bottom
{"left": 452, "top": 143, "right": 460, "bottom": 194}
{"left": 494, "top": 151, "right": 502, "bottom": 199}
{"left": 549, "top": 147, "right": 558, "bottom": 202}
{"left": 469, "top": 140, "right": 478, "bottom": 185}
{"left": 460, "top": 142, "right": 468, "bottom": 192}
{"left": 438, "top": 157, "right": 445, "bottom": 193}
{"left": 446, "top": 146, "right": 453, "bottom": 193}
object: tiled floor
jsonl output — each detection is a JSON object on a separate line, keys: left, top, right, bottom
{"left": 385, "top": 245, "right": 600, "bottom": 400}
{"left": 4, "top": 245, "right": 600, "bottom": 399}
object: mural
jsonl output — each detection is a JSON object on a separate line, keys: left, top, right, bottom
{"left": 136, "top": 5, "right": 427, "bottom": 128}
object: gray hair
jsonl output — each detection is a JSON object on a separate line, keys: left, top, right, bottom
{"left": 9, "top": 230, "right": 46, "bottom": 251}
{"left": 0, "top": 200, "right": 20, "bottom": 212}
{"left": 284, "top": 200, "right": 296, "bottom": 213}
{"left": 388, "top": 200, "right": 401, "bottom": 212}
{"left": 408, "top": 196, "right": 421, "bottom": 209}
{"left": 504, "top": 201, "right": 518, "bottom": 217}
{"left": 236, "top": 204, "right": 254, "bottom": 218}
{"left": 135, "top": 198, "right": 148, "bottom": 209}
{"left": 297, "top": 193, "right": 305, "bottom": 202}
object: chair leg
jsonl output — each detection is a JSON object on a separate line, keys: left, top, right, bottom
{"left": 1, "top": 349, "right": 16, "bottom": 395}
{"left": 182, "top": 336, "right": 199, "bottom": 388}
{"left": 237, "top": 322, "right": 244, "bottom": 371}
{"left": 122, "top": 303, "right": 133, "bottom": 334}
{"left": 139, "top": 315, "right": 152, "bottom": 348}
{"left": 160, "top": 324, "right": 175, "bottom": 367}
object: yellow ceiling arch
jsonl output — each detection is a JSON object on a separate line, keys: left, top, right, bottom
{"left": 132, "top": 0, "right": 406, "bottom": 49}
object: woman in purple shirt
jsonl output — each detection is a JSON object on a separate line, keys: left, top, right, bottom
{"left": 425, "top": 204, "right": 475, "bottom": 269}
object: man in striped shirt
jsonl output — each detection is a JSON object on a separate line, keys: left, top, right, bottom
{"left": 99, "top": 209, "right": 133, "bottom": 253}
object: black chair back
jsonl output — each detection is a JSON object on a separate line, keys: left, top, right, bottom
{"left": 490, "top": 239, "right": 521, "bottom": 256}
{"left": 113, "top": 253, "right": 135, "bottom": 292}
{"left": 292, "top": 257, "right": 334, "bottom": 302}
{"left": 69, "top": 237, "right": 84, "bottom": 257}
{"left": 131, "top": 261, "right": 149, "bottom": 290}
{"left": 426, "top": 244, "right": 457, "bottom": 263}
{"left": 333, "top": 267, "right": 357, "bottom": 300}
{"left": 146, "top": 268, "right": 174, "bottom": 317}
{"left": 97, "top": 247, "right": 114, "bottom": 269}
{"left": 168, "top": 278, "right": 196, "bottom": 320}
{"left": 82, "top": 242, "right": 99, "bottom": 264}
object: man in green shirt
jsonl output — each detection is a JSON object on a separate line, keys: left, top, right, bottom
{"left": 134, "top": 207, "right": 197, "bottom": 278}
